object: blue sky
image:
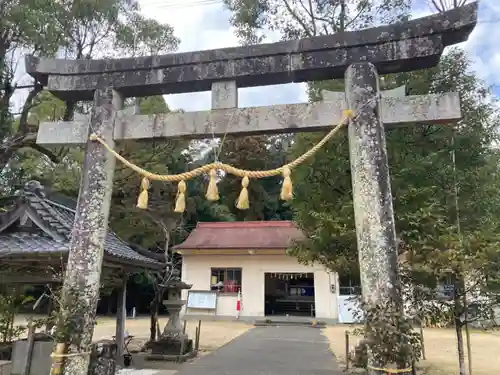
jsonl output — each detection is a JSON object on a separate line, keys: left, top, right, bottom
{"left": 138, "top": 0, "right": 500, "bottom": 111}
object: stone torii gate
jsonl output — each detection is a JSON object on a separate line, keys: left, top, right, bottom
{"left": 26, "top": 2, "right": 477, "bottom": 375}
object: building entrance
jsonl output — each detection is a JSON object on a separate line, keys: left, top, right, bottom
{"left": 264, "top": 272, "right": 315, "bottom": 317}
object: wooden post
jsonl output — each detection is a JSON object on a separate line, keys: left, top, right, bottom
{"left": 194, "top": 327, "right": 199, "bottom": 353}
{"left": 420, "top": 325, "right": 426, "bottom": 360}
{"left": 465, "top": 320, "right": 472, "bottom": 375}
{"left": 195, "top": 320, "right": 201, "bottom": 351}
{"left": 115, "top": 274, "right": 128, "bottom": 365}
{"left": 345, "top": 62, "right": 403, "bottom": 375}
{"left": 345, "top": 330, "right": 350, "bottom": 370}
{"left": 21, "top": 322, "right": 35, "bottom": 375}
{"left": 45, "top": 287, "right": 55, "bottom": 333}
{"left": 56, "top": 87, "right": 123, "bottom": 375}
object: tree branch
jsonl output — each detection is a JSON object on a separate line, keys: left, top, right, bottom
{"left": 283, "top": 0, "right": 313, "bottom": 37}
{"left": 299, "top": 0, "right": 317, "bottom": 35}
{"left": 18, "top": 83, "right": 43, "bottom": 134}
{"left": 429, "top": 0, "right": 467, "bottom": 12}
{"left": 29, "top": 143, "right": 60, "bottom": 163}
{"left": 0, "top": 132, "right": 63, "bottom": 172}
{"left": 345, "top": 2, "right": 370, "bottom": 30}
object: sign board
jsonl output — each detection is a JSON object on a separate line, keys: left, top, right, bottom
{"left": 187, "top": 290, "right": 217, "bottom": 310}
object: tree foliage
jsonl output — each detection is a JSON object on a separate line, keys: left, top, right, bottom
{"left": 213, "top": 135, "right": 293, "bottom": 221}
{"left": 290, "top": 49, "right": 500, "bottom": 279}
{"left": 0, "top": 0, "right": 179, "bottom": 183}
{"left": 215, "top": 0, "right": 412, "bottom": 225}
{"left": 222, "top": 0, "right": 411, "bottom": 43}
{"left": 0, "top": 0, "right": 185, "bottom": 251}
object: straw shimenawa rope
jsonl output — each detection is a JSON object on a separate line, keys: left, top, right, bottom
{"left": 89, "top": 109, "right": 354, "bottom": 212}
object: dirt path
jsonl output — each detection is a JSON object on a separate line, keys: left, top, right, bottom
{"left": 14, "top": 315, "right": 252, "bottom": 354}
{"left": 322, "top": 325, "right": 500, "bottom": 375}
{"left": 93, "top": 317, "right": 252, "bottom": 353}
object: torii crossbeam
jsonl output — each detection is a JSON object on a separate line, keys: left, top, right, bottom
{"left": 26, "top": 3, "right": 476, "bottom": 101}
{"left": 26, "top": 2, "right": 478, "bottom": 375}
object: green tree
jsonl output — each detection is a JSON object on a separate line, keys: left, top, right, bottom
{"left": 223, "top": 0, "right": 410, "bottom": 43}
{"left": 290, "top": 49, "right": 500, "bottom": 273}
{"left": 204, "top": 134, "right": 292, "bottom": 221}
{"left": 217, "top": 0, "right": 412, "bottom": 224}
{"left": 289, "top": 48, "right": 500, "bottom": 373}
{"left": 0, "top": 0, "right": 179, "bottom": 178}
{"left": 395, "top": 50, "right": 500, "bottom": 375}
{"left": 194, "top": 3, "right": 498, "bottom": 372}
{"left": 4, "top": 0, "right": 181, "bottom": 230}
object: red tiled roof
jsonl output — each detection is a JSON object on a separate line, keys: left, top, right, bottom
{"left": 173, "top": 221, "right": 304, "bottom": 250}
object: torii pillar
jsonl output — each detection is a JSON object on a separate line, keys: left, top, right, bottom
{"left": 346, "top": 63, "right": 402, "bottom": 373}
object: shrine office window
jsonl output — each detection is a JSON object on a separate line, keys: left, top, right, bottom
{"left": 210, "top": 268, "right": 242, "bottom": 293}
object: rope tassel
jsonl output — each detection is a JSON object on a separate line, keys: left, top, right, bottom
{"left": 206, "top": 169, "right": 219, "bottom": 201}
{"left": 236, "top": 175, "right": 250, "bottom": 210}
{"left": 280, "top": 166, "right": 293, "bottom": 201}
{"left": 136, "top": 177, "right": 150, "bottom": 209}
{"left": 174, "top": 180, "right": 187, "bottom": 213}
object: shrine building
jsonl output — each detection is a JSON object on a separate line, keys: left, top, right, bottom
{"left": 174, "top": 221, "right": 359, "bottom": 323}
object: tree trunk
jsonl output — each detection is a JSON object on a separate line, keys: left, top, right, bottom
{"left": 454, "top": 279, "right": 467, "bottom": 375}
{"left": 63, "top": 100, "right": 76, "bottom": 121}
{"left": 455, "top": 316, "right": 466, "bottom": 375}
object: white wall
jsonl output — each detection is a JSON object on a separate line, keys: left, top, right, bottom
{"left": 181, "top": 254, "right": 338, "bottom": 320}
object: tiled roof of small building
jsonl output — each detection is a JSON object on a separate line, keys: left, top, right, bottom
{"left": 0, "top": 181, "right": 162, "bottom": 269}
{"left": 173, "top": 221, "right": 305, "bottom": 250}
